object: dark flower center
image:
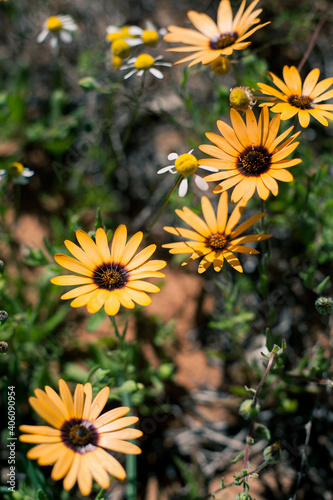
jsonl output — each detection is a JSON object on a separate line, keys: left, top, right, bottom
{"left": 93, "top": 262, "right": 128, "bottom": 290}
{"left": 237, "top": 146, "right": 271, "bottom": 177}
{"left": 61, "top": 418, "right": 99, "bottom": 452}
{"left": 208, "top": 233, "right": 227, "bottom": 250}
{"left": 287, "top": 94, "right": 313, "bottom": 110}
{"left": 210, "top": 32, "right": 238, "bottom": 50}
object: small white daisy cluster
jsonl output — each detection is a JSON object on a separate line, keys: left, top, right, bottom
{"left": 37, "top": 15, "right": 77, "bottom": 49}
{"left": 158, "top": 151, "right": 218, "bottom": 197}
{"left": 106, "top": 20, "right": 171, "bottom": 79}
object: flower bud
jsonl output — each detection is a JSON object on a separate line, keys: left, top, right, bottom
{"left": 263, "top": 442, "right": 281, "bottom": 464}
{"left": 239, "top": 399, "right": 260, "bottom": 420}
{"left": 315, "top": 296, "right": 333, "bottom": 315}
{"left": 230, "top": 86, "right": 256, "bottom": 111}
{"left": 0, "top": 310, "right": 8, "bottom": 326}
{"left": 211, "top": 56, "right": 231, "bottom": 76}
{"left": 0, "top": 340, "right": 8, "bottom": 354}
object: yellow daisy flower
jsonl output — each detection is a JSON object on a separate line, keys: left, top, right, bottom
{"left": 257, "top": 66, "right": 333, "bottom": 127}
{"left": 199, "top": 106, "right": 302, "bottom": 202}
{"left": 163, "top": 192, "right": 272, "bottom": 274}
{"left": 51, "top": 226, "right": 166, "bottom": 316}
{"left": 19, "top": 380, "right": 142, "bottom": 496}
{"left": 164, "top": 0, "right": 269, "bottom": 67}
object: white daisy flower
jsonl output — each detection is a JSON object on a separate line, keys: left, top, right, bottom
{"left": 157, "top": 150, "right": 218, "bottom": 197}
{"left": 0, "top": 162, "right": 34, "bottom": 185}
{"left": 127, "top": 21, "right": 167, "bottom": 47}
{"left": 37, "top": 15, "right": 77, "bottom": 49}
{"left": 121, "top": 54, "right": 172, "bottom": 80}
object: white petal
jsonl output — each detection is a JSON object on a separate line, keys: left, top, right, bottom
{"left": 157, "top": 166, "right": 173, "bottom": 174}
{"left": 168, "top": 153, "right": 178, "bottom": 161}
{"left": 178, "top": 178, "right": 188, "bottom": 197}
{"left": 126, "top": 38, "right": 142, "bottom": 47}
{"left": 50, "top": 36, "right": 58, "bottom": 49}
{"left": 60, "top": 31, "right": 73, "bottom": 43}
{"left": 136, "top": 70, "right": 144, "bottom": 77}
{"left": 155, "top": 62, "right": 172, "bottom": 68}
{"left": 149, "top": 68, "right": 164, "bottom": 79}
{"left": 128, "top": 26, "right": 143, "bottom": 35}
{"left": 198, "top": 165, "right": 219, "bottom": 172}
{"left": 106, "top": 25, "right": 119, "bottom": 34}
{"left": 37, "top": 30, "right": 49, "bottom": 43}
{"left": 62, "top": 23, "right": 77, "bottom": 32}
{"left": 22, "top": 169, "right": 34, "bottom": 177}
{"left": 124, "top": 69, "right": 137, "bottom": 79}
{"left": 194, "top": 175, "right": 209, "bottom": 191}
{"left": 188, "top": 149, "right": 194, "bottom": 154}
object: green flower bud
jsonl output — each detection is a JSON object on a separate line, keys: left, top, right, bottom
{"left": 239, "top": 399, "right": 260, "bottom": 420}
{"left": 121, "top": 380, "right": 138, "bottom": 393}
{"left": 263, "top": 442, "right": 281, "bottom": 464}
{"left": 315, "top": 296, "right": 333, "bottom": 315}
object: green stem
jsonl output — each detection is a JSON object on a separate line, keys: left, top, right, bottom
{"left": 122, "top": 389, "right": 137, "bottom": 500}
{"left": 109, "top": 316, "right": 137, "bottom": 500}
{"left": 145, "top": 174, "right": 183, "bottom": 237}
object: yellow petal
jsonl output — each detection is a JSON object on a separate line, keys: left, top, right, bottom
{"left": 61, "top": 284, "right": 98, "bottom": 300}
{"left": 94, "top": 407, "right": 130, "bottom": 429}
{"left": 126, "top": 288, "right": 152, "bottom": 306}
{"left": 76, "top": 230, "right": 103, "bottom": 266}
{"left": 59, "top": 379, "right": 75, "bottom": 419}
{"left": 54, "top": 254, "right": 93, "bottom": 276}
{"left": 120, "top": 231, "right": 143, "bottom": 266}
{"left": 224, "top": 251, "right": 243, "bottom": 272}
{"left": 187, "top": 11, "right": 219, "bottom": 38}
{"left": 98, "top": 437, "right": 142, "bottom": 454}
{"left": 104, "top": 293, "right": 121, "bottom": 316}
{"left": 95, "top": 228, "right": 111, "bottom": 262}
{"left": 94, "top": 447, "right": 126, "bottom": 480}
{"left": 201, "top": 196, "right": 217, "bottom": 233}
{"left": 87, "top": 289, "right": 109, "bottom": 313}
{"left": 51, "top": 275, "right": 93, "bottom": 286}
{"left": 52, "top": 448, "right": 75, "bottom": 481}
{"left": 89, "top": 386, "right": 110, "bottom": 421}
{"left": 126, "top": 244, "right": 156, "bottom": 271}
{"left": 110, "top": 225, "right": 127, "bottom": 262}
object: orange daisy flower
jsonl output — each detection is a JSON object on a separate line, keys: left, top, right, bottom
{"left": 19, "top": 380, "right": 142, "bottom": 496}
{"left": 257, "top": 66, "right": 333, "bottom": 127}
{"left": 199, "top": 106, "right": 302, "bottom": 202}
{"left": 164, "top": 0, "right": 269, "bottom": 67}
{"left": 51, "top": 226, "right": 166, "bottom": 316}
{"left": 163, "top": 192, "right": 271, "bottom": 274}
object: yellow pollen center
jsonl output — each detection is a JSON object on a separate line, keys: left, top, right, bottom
{"left": 112, "top": 39, "right": 130, "bottom": 59}
{"left": 142, "top": 30, "right": 159, "bottom": 46}
{"left": 287, "top": 94, "right": 313, "bottom": 110}
{"left": 101, "top": 269, "right": 123, "bottom": 287}
{"left": 209, "top": 234, "right": 227, "bottom": 249}
{"left": 134, "top": 54, "right": 155, "bottom": 70}
{"left": 47, "top": 16, "right": 63, "bottom": 32}
{"left": 174, "top": 154, "right": 198, "bottom": 176}
{"left": 8, "top": 162, "right": 24, "bottom": 178}
{"left": 69, "top": 424, "right": 91, "bottom": 446}
{"left": 230, "top": 86, "right": 256, "bottom": 111}
{"left": 210, "top": 32, "right": 238, "bottom": 50}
